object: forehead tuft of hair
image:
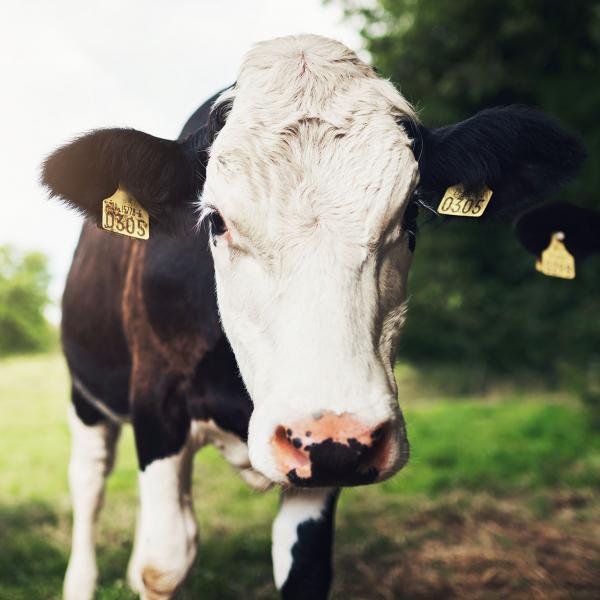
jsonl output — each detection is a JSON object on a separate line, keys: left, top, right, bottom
{"left": 208, "top": 35, "right": 418, "bottom": 181}
{"left": 235, "top": 35, "right": 415, "bottom": 118}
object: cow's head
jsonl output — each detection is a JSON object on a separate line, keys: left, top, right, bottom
{"left": 42, "top": 35, "right": 584, "bottom": 487}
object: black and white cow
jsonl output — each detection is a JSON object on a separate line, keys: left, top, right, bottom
{"left": 42, "top": 35, "right": 584, "bottom": 599}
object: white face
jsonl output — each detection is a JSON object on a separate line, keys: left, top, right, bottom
{"left": 201, "top": 36, "right": 419, "bottom": 487}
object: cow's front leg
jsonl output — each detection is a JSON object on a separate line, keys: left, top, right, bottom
{"left": 64, "top": 400, "right": 120, "bottom": 600}
{"left": 272, "top": 487, "right": 340, "bottom": 600}
{"left": 127, "top": 382, "right": 197, "bottom": 600}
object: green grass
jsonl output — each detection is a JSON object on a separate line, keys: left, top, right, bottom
{"left": 1, "top": 353, "right": 599, "bottom": 599}
{"left": 386, "top": 397, "right": 600, "bottom": 495}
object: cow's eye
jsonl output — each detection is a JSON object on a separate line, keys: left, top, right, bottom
{"left": 208, "top": 210, "right": 228, "bottom": 237}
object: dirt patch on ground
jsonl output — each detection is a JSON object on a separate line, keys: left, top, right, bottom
{"left": 334, "top": 490, "right": 600, "bottom": 600}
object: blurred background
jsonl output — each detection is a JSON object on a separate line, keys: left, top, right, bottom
{"left": 1, "top": 1, "right": 599, "bottom": 598}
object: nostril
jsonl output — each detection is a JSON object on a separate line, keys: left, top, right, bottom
{"left": 357, "top": 423, "right": 392, "bottom": 472}
{"left": 371, "top": 426, "right": 384, "bottom": 441}
{"left": 272, "top": 425, "right": 311, "bottom": 478}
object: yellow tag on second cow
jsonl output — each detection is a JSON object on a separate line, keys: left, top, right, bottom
{"left": 102, "top": 187, "right": 149, "bottom": 240}
{"left": 437, "top": 185, "right": 493, "bottom": 218}
{"left": 535, "top": 233, "right": 575, "bottom": 280}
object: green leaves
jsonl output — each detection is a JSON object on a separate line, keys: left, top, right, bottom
{"left": 0, "top": 246, "right": 54, "bottom": 356}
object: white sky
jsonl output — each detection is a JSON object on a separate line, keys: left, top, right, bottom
{"left": 0, "top": 0, "right": 362, "bottom": 319}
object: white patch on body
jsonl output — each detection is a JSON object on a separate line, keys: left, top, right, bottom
{"left": 128, "top": 441, "right": 198, "bottom": 599}
{"left": 191, "top": 419, "right": 272, "bottom": 490}
{"left": 63, "top": 406, "right": 120, "bottom": 600}
{"left": 202, "top": 35, "right": 418, "bottom": 482}
{"left": 271, "top": 488, "right": 334, "bottom": 589}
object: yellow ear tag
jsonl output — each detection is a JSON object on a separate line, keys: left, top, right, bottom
{"left": 437, "top": 185, "right": 493, "bottom": 217}
{"left": 535, "top": 232, "right": 575, "bottom": 280}
{"left": 101, "top": 187, "right": 149, "bottom": 240}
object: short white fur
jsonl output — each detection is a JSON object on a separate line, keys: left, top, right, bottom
{"left": 128, "top": 441, "right": 198, "bottom": 599}
{"left": 202, "top": 35, "right": 419, "bottom": 482}
{"left": 64, "top": 406, "right": 120, "bottom": 600}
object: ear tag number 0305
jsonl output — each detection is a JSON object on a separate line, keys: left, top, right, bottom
{"left": 437, "top": 185, "right": 493, "bottom": 218}
{"left": 102, "top": 187, "right": 149, "bottom": 240}
{"left": 535, "top": 232, "right": 575, "bottom": 280}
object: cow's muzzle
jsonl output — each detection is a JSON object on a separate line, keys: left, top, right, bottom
{"left": 271, "top": 411, "right": 409, "bottom": 487}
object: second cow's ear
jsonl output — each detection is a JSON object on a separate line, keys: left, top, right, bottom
{"left": 516, "top": 202, "right": 600, "bottom": 261}
{"left": 42, "top": 127, "right": 208, "bottom": 232}
{"left": 415, "top": 106, "right": 586, "bottom": 221}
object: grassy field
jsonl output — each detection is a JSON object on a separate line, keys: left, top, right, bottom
{"left": 1, "top": 354, "right": 599, "bottom": 599}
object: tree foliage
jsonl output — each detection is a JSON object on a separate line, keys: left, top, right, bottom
{"left": 335, "top": 0, "right": 600, "bottom": 389}
{"left": 0, "top": 246, "right": 53, "bottom": 356}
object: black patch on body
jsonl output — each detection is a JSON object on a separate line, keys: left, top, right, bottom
{"left": 141, "top": 227, "right": 221, "bottom": 346}
{"left": 64, "top": 339, "right": 131, "bottom": 425}
{"left": 132, "top": 373, "right": 191, "bottom": 471}
{"left": 281, "top": 490, "right": 340, "bottom": 600}
{"left": 70, "top": 382, "right": 106, "bottom": 426}
{"left": 62, "top": 223, "right": 132, "bottom": 425}
{"left": 187, "top": 336, "right": 253, "bottom": 441}
{"left": 287, "top": 439, "right": 379, "bottom": 487}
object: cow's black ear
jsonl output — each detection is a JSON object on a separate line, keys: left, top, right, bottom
{"left": 42, "top": 127, "right": 207, "bottom": 231}
{"left": 516, "top": 202, "right": 600, "bottom": 261}
{"left": 415, "top": 106, "right": 586, "bottom": 220}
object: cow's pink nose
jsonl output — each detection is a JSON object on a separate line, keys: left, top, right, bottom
{"left": 271, "top": 411, "right": 405, "bottom": 487}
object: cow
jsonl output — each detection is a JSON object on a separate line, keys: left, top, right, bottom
{"left": 42, "top": 35, "right": 584, "bottom": 600}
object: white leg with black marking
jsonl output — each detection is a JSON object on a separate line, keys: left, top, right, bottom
{"left": 63, "top": 406, "right": 120, "bottom": 600}
{"left": 272, "top": 488, "right": 339, "bottom": 600}
{"left": 128, "top": 440, "right": 197, "bottom": 600}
